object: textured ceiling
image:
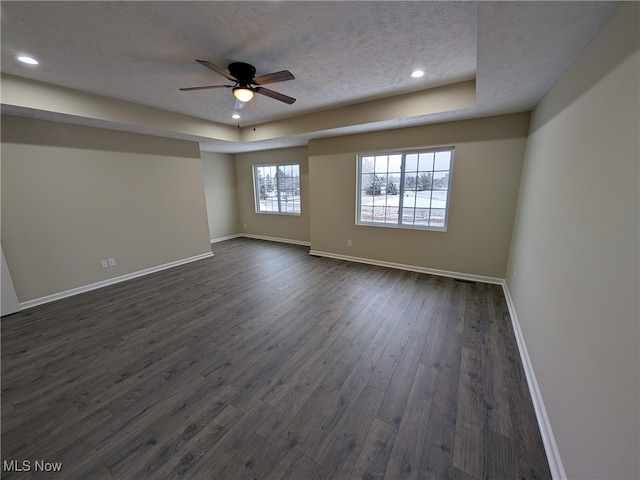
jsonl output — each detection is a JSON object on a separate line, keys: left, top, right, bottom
{"left": 0, "top": 1, "right": 619, "bottom": 153}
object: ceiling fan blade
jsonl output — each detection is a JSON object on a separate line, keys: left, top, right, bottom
{"left": 179, "top": 85, "right": 232, "bottom": 91}
{"left": 255, "top": 87, "right": 296, "bottom": 105}
{"left": 252, "top": 70, "right": 295, "bottom": 85}
{"left": 195, "top": 60, "right": 237, "bottom": 82}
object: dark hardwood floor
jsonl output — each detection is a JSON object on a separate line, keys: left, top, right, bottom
{"left": 1, "top": 238, "right": 551, "bottom": 479}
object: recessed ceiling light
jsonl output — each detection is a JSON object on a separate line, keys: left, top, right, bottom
{"left": 232, "top": 113, "right": 241, "bottom": 119}
{"left": 411, "top": 70, "right": 424, "bottom": 78}
{"left": 17, "top": 55, "right": 39, "bottom": 65}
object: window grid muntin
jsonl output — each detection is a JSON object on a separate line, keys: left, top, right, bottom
{"left": 357, "top": 147, "right": 453, "bottom": 231}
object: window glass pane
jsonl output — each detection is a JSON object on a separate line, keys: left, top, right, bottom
{"left": 262, "top": 197, "right": 277, "bottom": 212}
{"left": 415, "top": 189, "right": 432, "bottom": 209}
{"left": 361, "top": 156, "right": 375, "bottom": 174}
{"left": 360, "top": 205, "right": 373, "bottom": 222}
{"left": 434, "top": 151, "right": 451, "bottom": 171}
{"left": 376, "top": 173, "right": 388, "bottom": 193}
{"left": 413, "top": 208, "right": 431, "bottom": 226}
{"left": 433, "top": 171, "right": 449, "bottom": 190}
{"left": 388, "top": 154, "right": 402, "bottom": 173}
{"left": 430, "top": 190, "right": 448, "bottom": 209}
{"left": 279, "top": 190, "right": 293, "bottom": 212}
{"left": 404, "top": 189, "right": 417, "bottom": 208}
{"left": 374, "top": 155, "right": 389, "bottom": 174}
{"left": 416, "top": 172, "right": 432, "bottom": 191}
{"left": 362, "top": 173, "right": 379, "bottom": 196}
{"left": 418, "top": 152, "right": 434, "bottom": 171}
{"left": 405, "top": 154, "right": 418, "bottom": 172}
{"left": 403, "top": 173, "right": 418, "bottom": 191}
{"left": 371, "top": 204, "right": 386, "bottom": 223}
{"left": 429, "top": 208, "right": 446, "bottom": 227}
{"left": 379, "top": 174, "right": 400, "bottom": 224}
{"left": 385, "top": 204, "right": 399, "bottom": 223}
{"left": 386, "top": 175, "right": 400, "bottom": 196}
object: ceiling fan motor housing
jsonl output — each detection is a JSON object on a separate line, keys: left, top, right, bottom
{"left": 228, "top": 62, "right": 257, "bottom": 84}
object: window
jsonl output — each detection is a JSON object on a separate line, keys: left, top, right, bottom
{"left": 254, "top": 164, "right": 301, "bottom": 214}
{"left": 357, "top": 148, "right": 454, "bottom": 230}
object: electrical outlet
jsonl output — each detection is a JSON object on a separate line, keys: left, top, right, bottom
{"left": 244, "top": 222, "right": 247, "bottom": 228}
{"left": 347, "top": 240, "right": 352, "bottom": 247}
{"left": 100, "top": 259, "right": 109, "bottom": 269}
{"left": 108, "top": 258, "right": 116, "bottom": 267}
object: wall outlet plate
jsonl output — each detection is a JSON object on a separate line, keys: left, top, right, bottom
{"left": 108, "top": 258, "right": 116, "bottom": 267}
{"left": 100, "top": 260, "right": 109, "bottom": 269}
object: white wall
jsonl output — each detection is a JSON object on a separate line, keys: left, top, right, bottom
{"left": 506, "top": 3, "right": 639, "bottom": 479}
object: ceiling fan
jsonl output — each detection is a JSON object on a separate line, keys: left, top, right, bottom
{"left": 179, "top": 60, "right": 296, "bottom": 105}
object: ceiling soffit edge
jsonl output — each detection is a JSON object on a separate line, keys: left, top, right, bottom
{"left": 240, "top": 79, "right": 477, "bottom": 142}
{"left": 1, "top": 74, "right": 476, "bottom": 148}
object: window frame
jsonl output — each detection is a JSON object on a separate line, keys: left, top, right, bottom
{"left": 356, "top": 147, "right": 454, "bottom": 231}
{"left": 253, "top": 163, "right": 301, "bottom": 215}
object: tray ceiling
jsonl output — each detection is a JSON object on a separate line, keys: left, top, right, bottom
{"left": 0, "top": 1, "right": 619, "bottom": 152}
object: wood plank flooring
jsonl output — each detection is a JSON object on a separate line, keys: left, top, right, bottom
{"left": 1, "top": 238, "right": 551, "bottom": 479}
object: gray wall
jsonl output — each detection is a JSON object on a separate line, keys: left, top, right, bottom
{"left": 506, "top": 3, "right": 639, "bottom": 478}
{"left": 201, "top": 151, "right": 240, "bottom": 241}
{"left": 234, "top": 146, "right": 310, "bottom": 244}
{"left": 1, "top": 116, "right": 212, "bottom": 303}
{"left": 308, "top": 113, "right": 529, "bottom": 279}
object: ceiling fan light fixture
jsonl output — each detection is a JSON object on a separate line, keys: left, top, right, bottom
{"left": 233, "top": 86, "right": 254, "bottom": 103}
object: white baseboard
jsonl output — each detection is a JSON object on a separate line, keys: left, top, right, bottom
{"left": 211, "top": 233, "right": 310, "bottom": 246}
{"left": 210, "top": 234, "right": 242, "bottom": 244}
{"left": 308, "top": 249, "right": 503, "bottom": 285}
{"left": 500, "top": 281, "right": 566, "bottom": 480}
{"left": 241, "top": 233, "right": 311, "bottom": 247}
{"left": 19, "top": 252, "right": 214, "bottom": 310}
